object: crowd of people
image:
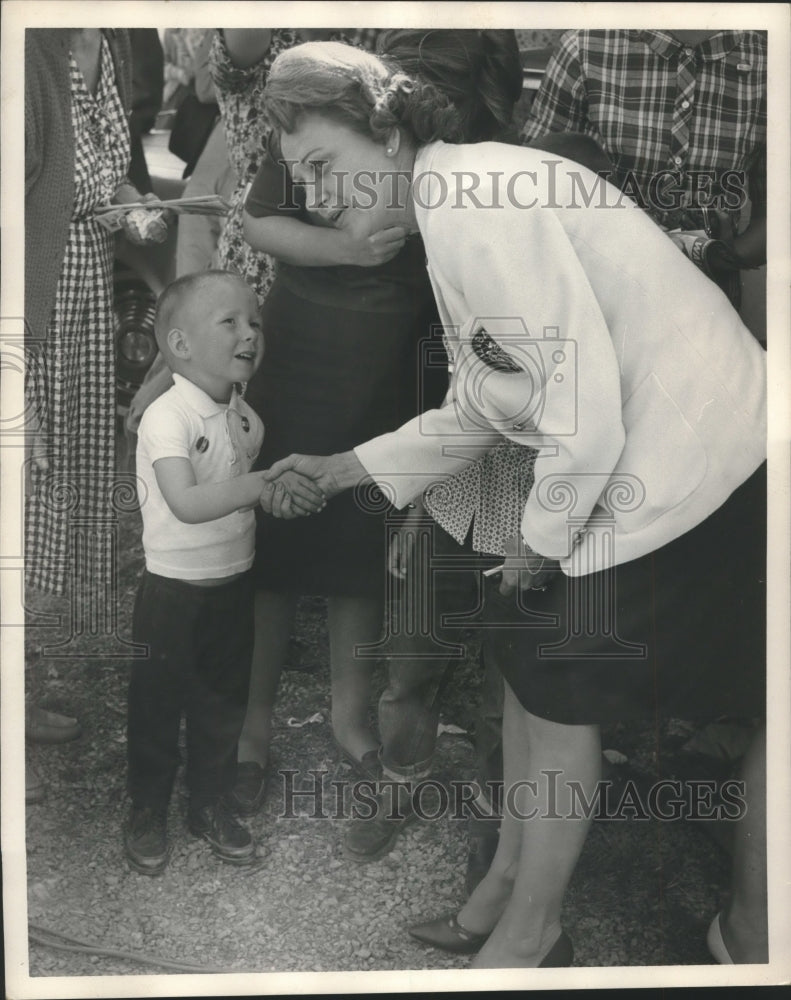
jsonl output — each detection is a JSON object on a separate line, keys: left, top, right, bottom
{"left": 25, "top": 26, "right": 768, "bottom": 968}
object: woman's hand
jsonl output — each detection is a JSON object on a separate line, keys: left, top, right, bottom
{"left": 388, "top": 497, "right": 425, "bottom": 579}
{"left": 113, "top": 184, "right": 173, "bottom": 246}
{"left": 261, "top": 451, "right": 367, "bottom": 500}
{"left": 498, "top": 533, "right": 556, "bottom": 596}
{"left": 259, "top": 470, "right": 326, "bottom": 519}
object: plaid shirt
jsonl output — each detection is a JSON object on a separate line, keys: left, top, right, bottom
{"left": 522, "top": 30, "right": 767, "bottom": 228}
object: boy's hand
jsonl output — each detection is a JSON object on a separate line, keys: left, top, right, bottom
{"left": 275, "top": 470, "right": 326, "bottom": 514}
{"left": 262, "top": 454, "right": 347, "bottom": 499}
{"left": 259, "top": 470, "right": 326, "bottom": 519}
{"left": 259, "top": 479, "right": 295, "bottom": 518}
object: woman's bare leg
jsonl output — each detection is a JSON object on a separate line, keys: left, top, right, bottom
{"left": 719, "top": 723, "right": 768, "bottom": 962}
{"left": 237, "top": 590, "right": 297, "bottom": 767}
{"left": 327, "top": 594, "right": 382, "bottom": 761}
{"left": 471, "top": 683, "right": 601, "bottom": 968}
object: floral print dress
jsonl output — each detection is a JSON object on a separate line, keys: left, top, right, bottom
{"left": 208, "top": 29, "right": 298, "bottom": 300}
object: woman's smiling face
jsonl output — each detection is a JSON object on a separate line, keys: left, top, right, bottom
{"left": 279, "top": 113, "right": 412, "bottom": 236}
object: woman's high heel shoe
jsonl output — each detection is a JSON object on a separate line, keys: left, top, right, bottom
{"left": 538, "top": 930, "right": 574, "bottom": 967}
{"left": 408, "top": 912, "right": 489, "bottom": 954}
{"left": 409, "top": 911, "right": 574, "bottom": 967}
{"left": 706, "top": 912, "right": 734, "bottom": 964}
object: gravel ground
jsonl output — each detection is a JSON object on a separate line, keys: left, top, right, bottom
{"left": 20, "top": 505, "right": 738, "bottom": 981}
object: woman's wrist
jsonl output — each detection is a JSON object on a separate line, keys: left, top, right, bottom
{"left": 330, "top": 450, "right": 370, "bottom": 492}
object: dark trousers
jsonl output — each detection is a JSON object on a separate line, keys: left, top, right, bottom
{"left": 377, "top": 519, "right": 504, "bottom": 803}
{"left": 127, "top": 570, "right": 254, "bottom": 812}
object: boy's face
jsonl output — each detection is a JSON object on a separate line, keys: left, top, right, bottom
{"left": 178, "top": 277, "right": 264, "bottom": 402}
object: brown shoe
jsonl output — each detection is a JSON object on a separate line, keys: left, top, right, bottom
{"left": 123, "top": 805, "right": 168, "bottom": 876}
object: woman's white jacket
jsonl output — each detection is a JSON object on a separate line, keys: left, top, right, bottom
{"left": 355, "top": 141, "right": 766, "bottom": 575}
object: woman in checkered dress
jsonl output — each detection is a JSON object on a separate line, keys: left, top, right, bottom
{"left": 25, "top": 30, "right": 167, "bottom": 595}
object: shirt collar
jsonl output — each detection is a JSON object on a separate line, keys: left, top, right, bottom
{"left": 631, "top": 30, "right": 745, "bottom": 61}
{"left": 172, "top": 373, "right": 242, "bottom": 419}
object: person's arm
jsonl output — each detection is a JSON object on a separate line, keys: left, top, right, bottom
{"left": 521, "top": 31, "right": 590, "bottom": 144}
{"left": 153, "top": 456, "right": 326, "bottom": 522}
{"left": 154, "top": 457, "right": 271, "bottom": 523}
{"left": 243, "top": 152, "right": 407, "bottom": 267}
{"left": 242, "top": 210, "right": 407, "bottom": 267}
{"left": 221, "top": 29, "right": 272, "bottom": 70}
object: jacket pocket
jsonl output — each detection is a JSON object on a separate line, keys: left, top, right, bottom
{"left": 611, "top": 373, "right": 707, "bottom": 532}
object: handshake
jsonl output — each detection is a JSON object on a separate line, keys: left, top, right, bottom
{"left": 257, "top": 453, "right": 351, "bottom": 519}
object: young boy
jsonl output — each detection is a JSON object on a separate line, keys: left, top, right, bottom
{"left": 125, "top": 270, "right": 322, "bottom": 875}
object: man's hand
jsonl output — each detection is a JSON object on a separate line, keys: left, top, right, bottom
{"left": 498, "top": 533, "right": 556, "bottom": 596}
{"left": 259, "top": 469, "right": 326, "bottom": 519}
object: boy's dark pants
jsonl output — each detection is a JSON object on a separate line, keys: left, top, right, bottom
{"left": 127, "top": 570, "right": 254, "bottom": 813}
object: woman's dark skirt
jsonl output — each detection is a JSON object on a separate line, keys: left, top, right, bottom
{"left": 484, "top": 464, "right": 767, "bottom": 724}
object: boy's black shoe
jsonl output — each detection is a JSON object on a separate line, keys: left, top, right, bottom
{"left": 188, "top": 800, "right": 255, "bottom": 864}
{"left": 123, "top": 805, "right": 168, "bottom": 876}
{"left": 224, "top": 761, "right": 268, "bottom": 817}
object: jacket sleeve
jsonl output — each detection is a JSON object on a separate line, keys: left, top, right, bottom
{"left": 353, "top": 404, "right": 503, "bottom": 508}
{"left": 436, "top": 184, "right": 627, "bottom": 559}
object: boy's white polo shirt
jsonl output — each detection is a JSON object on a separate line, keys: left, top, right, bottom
{"left": 136, "top": 374, "right": 265, "bottom": 580}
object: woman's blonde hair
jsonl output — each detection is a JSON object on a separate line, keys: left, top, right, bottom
{"left": 263, "top": 40, "right": 464, "bottom": 145}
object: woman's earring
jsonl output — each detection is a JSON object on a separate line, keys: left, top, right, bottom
{"left": 387, "top": 147, "right": 393, "bottom": 154}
